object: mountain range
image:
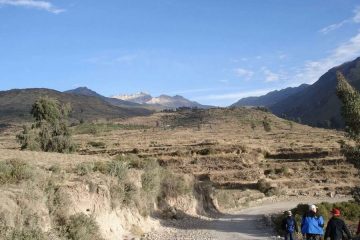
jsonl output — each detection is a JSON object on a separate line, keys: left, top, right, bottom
{"left": 0, "top": 87, "right": 211, "bottom": 123}
{"left": 232, "top": 57, "right": 360, "bottom": 128}
{"left": 232, "top": 84, "right": 309, "bottom": 107}
{"left": 0, "top": 88, "right": 152, "bottom": 123}
{"left": 112, "top": 92, "right": 211, "bottom": 109}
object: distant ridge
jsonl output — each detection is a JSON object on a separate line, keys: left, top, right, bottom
{"left": 231, "top": 57, "right": 360, "bottom": 128}
{"left": 0, "top": 88, "right": 152, "bottom": 123}
{"left": 231, "top": 84, "right": 309, "bottom": 107}
{"left": 270, "top": 57, "right": 360, "bottom": 128}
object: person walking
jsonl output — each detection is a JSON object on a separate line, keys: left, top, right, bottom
{"left": 324, "top": 208, "right": 352, "bottom": 240}
{"left": 301, "top": 204, "right": 324, "bottom": 240}
{"left": 282, "top": 210, "right": 299, "bottom": 240}
{"left": 357, "top": 219, "right": 360, "bottom": 236}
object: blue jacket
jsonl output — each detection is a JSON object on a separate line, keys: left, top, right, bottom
{"left": 301, "top": 211, "right": 324, "bottom": 235}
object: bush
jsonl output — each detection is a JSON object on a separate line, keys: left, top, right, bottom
{"left": 256, "top": 179, "right": 272, "bottom": 194}
{"left": 197, "top": 148, "right": 215, "bottom": 155}
{"left": 141, "top": 159, "right": 161, "bottom": 195}
{"left": 65, "top": 213, "right": 103, "bottom": 240}
{"left": 75, "top": 162, "right": 94, "bottom": 176}
{"left": 160, "top": 171, "right": 192, "bottom": 199}
{"left": 16, "top": 126, "right": 40, "bottom": 151}
{"left": 108, "top": 161, "right": 128, "bottom": 181}
{"left": 87, "top": 141, "right": 106, "bottom": 149}
{"left": 262, "top": 117, "right": 271, "bottom": 132}
{"left": 0, "top": 159, "right": 34, "bottom": 184}
{"left": 4, "top": 227, "right": 46, "bottom": 240}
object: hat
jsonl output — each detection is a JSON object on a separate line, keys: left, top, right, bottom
{"left": 286, "top": 211, "right": 292, "bottom": 216}
{"left": 309, "top": 204, "right": 318, "bottom": 211}
{"left": 331, "top": 208, "right": 341, "bottom": 216}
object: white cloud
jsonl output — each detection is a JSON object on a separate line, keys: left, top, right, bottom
{"left": 320, "top": 20, "right": 350, "bottom": 34}
{"left": 295, "top": 32, "right": 360, "bottom": 84}
{"left": 353, "top": 6, "right": 360, "bottom": 23}
{"left": 195, "top": 88, "right": 276, "bottom": 101}
{"left": 262, "top": 67, "right": 280, "bottom": 82}
{"left": 320, "top": 6, "right": 360, "bottom": 34}
{"left": 0, "top": 0, "right": 64, "bottom": 14}
{"left": 234, "top": 68, "right": 254, "bottom": 80}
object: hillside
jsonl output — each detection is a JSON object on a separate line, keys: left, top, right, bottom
{"left": 232, "top": 84, "right": 309, "bottom": 107}
{"left": 0, "top": 107, "right": 358, "bottom": 239}
{"left": 270, "top": 57, "right": 360, "bottom": 128}
{"left": 0, "top": 88, "right": 152, "bottom": 123}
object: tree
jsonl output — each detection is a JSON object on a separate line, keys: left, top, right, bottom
{"left": 16, "top": 96, "right": 75, "bottom": 153}
{"left": 336, "top": 71, "right": 360, "bottom": 143}
{"left": 336, "top": 71, "right": 360, "bottom": 202}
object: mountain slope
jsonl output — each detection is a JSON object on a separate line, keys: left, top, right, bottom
{"left": 270, "top": 57, "right": 360, "bottom": 128}
{"left": 113, "top": 93, "right": 212, "bottom": 109}
{"left": 232, "top": 84, "right": 309, "bottom": 107}
{"left": 64, "top": 87, "right": 145, "bottom": 108}
{"left": 0, "top": 88, "right": 152, "bottom": 123}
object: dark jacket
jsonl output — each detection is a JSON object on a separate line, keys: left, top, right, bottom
{"left": 357, "top": 220, "right": 360, "bottom": 235}
{"left": 282, "top": 216, "right": 299, "bottom": 233}
{"left": 324, "top": 216, "right": 352, "bottom": 240}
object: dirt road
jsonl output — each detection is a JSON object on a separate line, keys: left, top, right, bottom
{"left": 144, "top": 197, "right": 351, "bottom": 240}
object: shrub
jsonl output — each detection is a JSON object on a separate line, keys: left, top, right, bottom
{"left": 108, "top": 161, "right": 128, "bottom": 181}
{"left": 93, "top": 161, "right": 109, "bottom": 174}
{"left": 197, "top": 148, "right": 214, "bottom": 155}
{"left": 160, "top": 171, "right": 192, "bottom": 199}
{"left": 141, "top": 159, "right": 161, "bottom": 195}
{"left": 262, "top": 117, "right": 271, "bottom": 132}
{"left": 0, "top": 159, "right": 34, "bottom": 185}
{"left": 256, "top": 179, "right": 272, "bottom": 194}
{"left": 4, "top": 227, "right": 46, "bottom": 240}
{"left": 16, "top": 126, "right": 40, "bottom": 151}
{"left": 65, "top": 213, "right": 103, "bottom": 240}
{"left": 75, "top": 162, "right": 94, "bottom": 176}
{"left": 87, "top": 141, "right": 106, "bottom": 149}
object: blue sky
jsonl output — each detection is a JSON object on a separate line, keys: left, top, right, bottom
{"left": 1, "top": 0, "right": 360, "bottom": 106}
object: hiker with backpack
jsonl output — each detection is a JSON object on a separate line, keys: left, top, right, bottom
{"left": 282, "top": 210, "right": 299, "bottom": 240}
{"left": 324, "top": 208, "right": 352, "bottom": 240}
{"left": 301, "top": 204, "right": 324, "bottom": 240}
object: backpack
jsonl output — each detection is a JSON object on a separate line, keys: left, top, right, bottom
{"left": 286, "top": 217, "right": 295, "bottom": 233}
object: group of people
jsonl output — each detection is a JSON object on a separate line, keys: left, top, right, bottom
{"left": 282, "top": 204, "right": 360, "bottom": 240}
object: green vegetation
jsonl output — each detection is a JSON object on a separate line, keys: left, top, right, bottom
{"left": 160, "top": 170, "right": 192, "bottom": 199}
{"left": 16, "top": 96, "right": 75, "bottom": 153}
{"left": 64, "top": 213, "right": 103, "bottom": 240}
{"left": 336, "top": 72, "right": 360, "bottom": 201}
{"left": 73, "top": 122, "right": 149, "bottom": 135}
{"left": 1, "top": 227, "right": 46, "bottom": 240}
{"left": 0, "top": 159, "right": 34, "bottom": 184}
{"left": 337, "top": 72, "right": 360, "bottom": 143}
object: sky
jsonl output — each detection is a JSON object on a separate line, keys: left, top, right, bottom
{"left": 1, "top": 0, "right": 360, "bottom": 106}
